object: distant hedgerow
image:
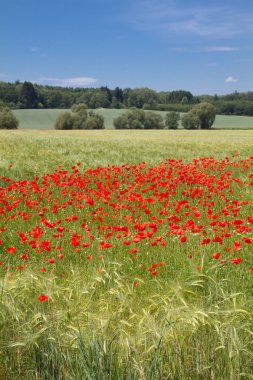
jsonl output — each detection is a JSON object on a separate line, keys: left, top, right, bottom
{"left": 54, "top": 103, "right": 105, "bottom": 130}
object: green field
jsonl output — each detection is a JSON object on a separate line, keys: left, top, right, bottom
{"left": 1, "top": 129, "right": 253, "bottom": 178}
{"left": 1, "top": 129, "right": 253, "bottom": 379}
{"left": 13, "top": 108, "right": 253, "bottom": 130}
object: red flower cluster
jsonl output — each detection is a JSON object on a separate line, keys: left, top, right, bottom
{"left": 0, "top": 156, "right": 252, "bottom": 285}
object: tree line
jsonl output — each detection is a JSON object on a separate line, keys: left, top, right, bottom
{"left": 0, "top": 80, "right": 253, "bottom": 116}
{"left": 0, "top": 100, "right": 218, "bottom": 130}
{"left": 52, "top": 102, "right": 216, "bottom": 131}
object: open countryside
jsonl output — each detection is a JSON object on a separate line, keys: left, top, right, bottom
{"left": 1, "top": 0, "right": 253, "bottom": 379}
{"left": 13, "top": 108, "right": 253, "bottom": 130}
{"left": 1, "top": 126, "right": 253, "bottom": 379}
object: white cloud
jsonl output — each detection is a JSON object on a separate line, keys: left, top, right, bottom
{"left": 205, "top": 46, "right": 240, "bottom": 52}
{"left": 225, "top": 76, "right": 238, "bottom": 83}
{"left": 36, "top": 77, "right": 98, "bottom": 87}
{"left": 129, "top": 1, "right": 253, "bottom": 38}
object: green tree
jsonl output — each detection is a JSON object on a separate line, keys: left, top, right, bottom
{"left": 113, "top": 109, "right": 164, "bottom": 129}
{"left": 165, "top": 111, "right": 180, "bottom": 129}
{"left": 144, "top": 112, "right": 164, "bottom": 129}
{"left": 85, "top": 112, "right": 105, "bottom": 129}
{"left": 113, "top": 114, "right": 129, "bottom": 129}
{"left": 71, "top": 103, "right": 88, "bottom": 114}
{"left": 20, "top": 81, "right": 38, "bottom": 108}
{"left": 181, "top": 102, "right": 216, "bottom": 130}
{"left": 0, "top": 103, "right": 19, "bottom": 129}
{"left": 192, "top": 102, "right": 216, "bottom": 129}
{"left": 114, "top": 109, "right": 144, "bottom": 129}
{"left": 181, "top": 111, "right": 201, "bottom": 129}
{"left": 54, "top": 104, "right": 105, "bottom": 130}
{"left": 111, "top": 96, "right": 122, "bottom": 109}
{"left": 124, "top": 88, "right": 158, "bottom": 108}
{"left": 113, "top": 87, "right": 124, "bottom": 103}
{"left": 54, "top": 112, "right": 74, "bottom": 130}
{"left": 71, "top": 103, "right": 88, "bottom": 128}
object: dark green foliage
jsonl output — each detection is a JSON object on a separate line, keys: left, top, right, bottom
{"left": 54, "top": 112, "right": 74, "bottom": 130}
{"left": 144, "top": 112, "right": 164, "bottom": 129}
{"left": 113, "top": 109, "right": 145, "bottom": 129}
{"left": 165, "top": 111, "right": 180, "bottom": 129}
{"left": 113, "top": 109, "right": 165, "bottom": 129}
{"left": 72, "top": 113, "right": 88, "bottom": 130}
{"left": 1, "top": 80, "right": 253, "bottom": 116}
{"left": 54, "top": 104, "right": 105, "bottom": 130}
{"left": 124, "top": 87, "right": 158, "bottom": 108}
{"left": 181, "top": 102, "right": 216, "bottom": 130}
{"left": 71, "top": 103, "right": 88, "bottom": 129}
{"left": 71, "top": 103, "right": 88, "bottom": 114}
{"left": 181, "top": 111, "right": 201, "bottom": 129}
{"left": 0, "top": 103, "right": 19, "bottom": 129}
{"left": 113, "top": 87, "right": 124, "bottom": 103}
{"left": 85, "top": 112, "right": 105, "bottom": 129}
{"left": 19, "top": 81, "right": 38, "bottom": 108}
{"left": 193, "top": 102, "right": 216, "bottom": 129}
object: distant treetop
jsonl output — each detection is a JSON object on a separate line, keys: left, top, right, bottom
{"left": 0, "top": 81, "right": 253, "bottom": 116}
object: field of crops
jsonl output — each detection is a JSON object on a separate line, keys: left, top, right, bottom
{"left": 0, "top": 129, "right": 253, "bottom": 379}
{"left": 13, "top": 108, "right": 253, "bottom": 130}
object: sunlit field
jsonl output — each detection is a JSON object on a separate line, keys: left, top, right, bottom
{"left": 1, "top": 129, "right": 253, "bottom": 379}
{"left": 13, "top": 108, "right": 253, "bottom": 130}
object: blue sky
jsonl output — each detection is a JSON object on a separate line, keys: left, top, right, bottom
{"left": 1, "top": 0, "right": 253, "bottom": 94}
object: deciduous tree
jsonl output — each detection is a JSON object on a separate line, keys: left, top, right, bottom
{"left": 0, "top": 103, "right": 19, "bottom": 129}
{"left": 165, "top": 111, "right": 180, "bottom": 129}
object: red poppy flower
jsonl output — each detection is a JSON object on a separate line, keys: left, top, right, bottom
{"left": 212, "top": 253, "right": 220, "bottom": 260}
{"left": 37, "top": 294, "right": 48, "bottom": 302}
{"left": 231, "top": 258, "right": 242, "bottom": 264}
{"left": 7, "top": 246, "right": 16, "bottom": 254}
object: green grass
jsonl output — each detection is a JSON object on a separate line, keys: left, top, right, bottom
{"left": 13, "top": 109, "right": 253, "bottom": 130}
{"left": 0, "top": 129, "right": 253, "bottom": 179}
{"left": 0, "top": 129, "right": 253, "bottom": 379}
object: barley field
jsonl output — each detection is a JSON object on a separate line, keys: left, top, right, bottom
{"left": 0, "top": 129, "right": 253, "bottom": 379}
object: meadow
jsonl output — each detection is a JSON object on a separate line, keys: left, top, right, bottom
{"left": 0, "top": 129, "right": 253, "bottom": 379}
{"left": 13, "top": 108, "right": 253, "bottom": 130}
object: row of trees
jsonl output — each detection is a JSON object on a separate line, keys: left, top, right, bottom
{"left": 1, "top": 80, "right": 253, "bottom": 116}
{"left": 113, "top": 103, "right": 216, "bottom": 130}
{"left": 0, "top": 81, "right": 196, "bottom": 110}
{"left": 54, "top": 104, "right": 104, "bottom": 130}
{"left": 0, "top": 101, "right": 216, "bottom": 130}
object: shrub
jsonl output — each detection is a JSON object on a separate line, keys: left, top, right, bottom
{"left": 71, "top": 103, "right": 88, "bottom": 115}
{"left": 113, "top": 115, "right": 129, "bottom": 129}
{"left": 85, "top": 113, "right": 105, "bottom": 129}
{"left": 144, "top": 112, "right": 164, "bottom": 129}
{"left": 193, "top": 102, "right": 216, "bottom": 129}
{"left": 181, "top": 110, "right": 201, "bottom": 129}
{"left": 54, "top": 112, "right": 74, "bottom": 130}
{"left": 165, "top": 111, "right": 180, "bottom": 129}
{"left": 0, "top": 104, "right": 19, "bottom": 129}
{"left": 54, "top": 104, "right": 105, "bottom": 130}
{"left": 181, "top": 102, "right": 216, "bottom": 130}
{"left": 113, "top": 109, "right": 164, "bottom": 129}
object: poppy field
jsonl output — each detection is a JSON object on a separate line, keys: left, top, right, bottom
{"left": 0, "top": 129, "right": 253, "bottom": 379}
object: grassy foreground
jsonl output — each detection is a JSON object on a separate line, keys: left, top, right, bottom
{"left": 0, "top": 129, "right": 253, "bottom": 379}
{"left": 13, "top": 108, "right": 253, "bottom": 130}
